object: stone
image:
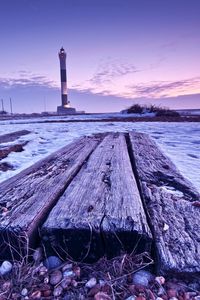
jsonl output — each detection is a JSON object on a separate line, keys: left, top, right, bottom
{"left": 62, "top": 263, "right": 73, "bottom": 272}
{"left": 155, "top": 276, "right": 165, "bottom": 285}
{"left": 73, "top": 266, "right": 81, "bottom": 277}
{"left": 94, "top": 292, "right": 112, "bottom": 300}
{"left": 2, "top": 280, "right": 12, "bottom": 291}
{"left": 21, "top": 288, "right": 28, "bottom": 297}
{"left": 126, "top": 297, "right": 136, "bottom": 300}
{"left": 157, "top": 287, "right": 165, "bottom": 296}
{"left": 85, "top": 277, "right": 97, "bottom": 289}
{"left": 63, "top": 270, "right": 75, "bottom": 278}
{"left": 61, "top": 277, "right": 72, "bottom": 289}
{"left": 33, "top": 247, "right": 43, "bottom": 264}
{"left": 42, "top": 289, "right": 52, "bottom": 297}
{"left": 132, "top": 270, "right": 154, "bottom": 287}
{"left": 88, "top": 285, "right": 101, "bottom": 297}
{"left": 43, "top": 256, "right": 62, "bottom": 270}
{"left": 71, "top": 279, "right": 78, "bottom": 287}
{"left": 53, "top": 285, "right": 63, "bottom": 297}
{"left": 30, "top": 290, "right": 42, "bottom": 299}
{"left": 39, "top": 265, "right": 48, "bottom": 276}
{"left": 167, "top": 289, "right": 177, "bottom": 298}
{"left": 0, "top": 261, "right": 13, "bottom": 275}
{"left": 50, "top": 270, "right": 63, "bottom": 285}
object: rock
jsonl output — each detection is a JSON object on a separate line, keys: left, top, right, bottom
{"left": 73, "top": 266, "right": 81, "bottom": 277}
{"left": 53, "top": 286, "right": 63, "bottom": 297}
{"left": 0, "top": 261, "right": 13, "bottom": 275}
{"left": 147, "top": 289, "right": 156, "bottom": 300}
{"left": 156, "top": 298, "right": 164, "bottom": 300}
{"left": 126, "top": 297, "right": 136, "bottom": 300}
{"left": 63, "top": 270, "right": 75, "bottom": 278}
{"left": 33, "top": 247, "right": 43, "bottom": 264}
{"left": 39, "top": 265, "right": 48, "bottom": 276}
{"left": 86, "top": 277, "right": 97, "bottom": 289}
{"left": 71, "top": 279, "right": 78, "bottom": 287}
{"left": 94, "top": 292, "right": 112, "bottom": 300}
{"left": 30, "top": 290, "right": 41, "bottom": 299}
{"left": 136, "top": 296, "right": 146, "bottom": 300}
{"left": 62, "top": 263, "right": 73, "bottom": 272}
{"left": 157, "top": 287, "right": 165, "bottom": 296}
{"left": 88, "top": 285, "right": 101, "bottom": 297}
{"left": 2, "top": 280, "right": 12, "bottom": 291}
{"left": 44, "top": 275, "right": 49, "bottom": 283}
{"left": 169, "top": 298, "right": 178, "bottom": 300}
{"left": 21, "top": 288, "right": 28, "bottom": 297}
{"left": 167, "top": 289, "right": 177, "bottom": 298}
{"left": 194, "top": 297, "right": 200, "bottom": 300}
{"left": 132, "top": 270, "right": 154, "bottom": 287}
{"left": 43, "top": 256, "right": 62, "bottom": 270}
{"left": 50, "top": 270, "right": 62, "bottom": 285}
{"left": 42, "top": 289, "right": 52, "bottom": 297}
{"left": 61, "top": 277, "right": 72, "bottom": 290}
{"left": 155, "top": 276, "right": 165, "bottom": 285}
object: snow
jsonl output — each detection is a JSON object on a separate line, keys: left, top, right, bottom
{"left": 0, "top": 116, "right": 200, "bottom": 192}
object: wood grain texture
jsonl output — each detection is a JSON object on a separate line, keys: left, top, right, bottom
{"left": 129, "top": 132, "right": 200, "bottom": 275}
{"left": 42, "top": 133, "right": 152, "bottom": 262}
{"left": 0, "top": 135, "right": 102, "bottom": 259}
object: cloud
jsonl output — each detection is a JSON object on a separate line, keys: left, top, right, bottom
{"left": 88, "top": 58, "right": 140, "bottom": 86}
{"left": 0, "top": 74, "right": 58, "bottom": 90}
{"left": 128, "top": 77, "right": 200, "bottom": 98}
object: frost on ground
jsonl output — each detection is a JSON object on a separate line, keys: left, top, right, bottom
{"left": 0, "top": 117, "right": 199, "bottom": 192}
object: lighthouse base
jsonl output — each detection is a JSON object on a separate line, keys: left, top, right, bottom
{"left": 57, "top": 106, "right": 77, "bottom": 115}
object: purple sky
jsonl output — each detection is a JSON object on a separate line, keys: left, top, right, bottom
{"left": 0, "top": 0, "right": 200, "bottom": 113}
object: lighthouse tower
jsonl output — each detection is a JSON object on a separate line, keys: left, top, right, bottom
{"left": 57, "top": 47, "right": 76, "bottom": 114}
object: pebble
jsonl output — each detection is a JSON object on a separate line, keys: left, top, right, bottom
{"left": 43, "top": 255, "right": 62, "bottom": 270}
{"left": 85, "top": 277, "right": 97, "bottom": 289}
{"left": 2, "top": 280, "right": 12, "bottom": 291}
{"left": 126, "top": 296, "right": 136, "bottom": 300}
{"left": 33, "top": 247, "right": 43, "bottom": 264}
{"left": 42, "top": 289, "right": 52, "bottom": 297}
{"left": 73, "top": 266, "right": 81, "bottom": 277}
{"left": 39, "top": 265, "right": 48, "bottom": 276}
{"left": 167, "top": 289, "right": 177, "bottom": 298}
{"left": 62, "top": 263, "right": 73, "bottom": 272}
{"left": 88, "top": 285, "right": 101, "bottom": 297}
{"left": 63, "top": 270, "right": 75, "bottom": 278}
{"left": 71, "top": 279, "right": 78, "bottom": 287}
{"left": 30, "top": 290, "right": 41, "bottom": 299}
{"left": 94, "top": 292, "right": 112, "bottom": 300}
{"left": 21, "top": 288, "right": 28, "bottom": 297}
{"left": 157, "top": 287, "right": 165, "bottom": 296}
{"left": 0, "top": 261, "right": 13, "bottom": 276}
{"left": 169, "top": 298, "right": 178, "bottom": 300}
{"left": 50, "top": 270, "right": 63, "bottom": 285}
{"left": 53, "top": 285, "right": 63, "bottom": 297}
{"left": 61, "top": 277, "right": 72, "bottom": 289}
{"left": 156, "top": 298, "right": 164, "bottom": 300}
{"left": 194, "top": 297, "right": 200, "bottom": 300}
{"left": 132, "top": 270, "right": 154, "bottom": 287}
{"left": 155, "top": 276, "right": 165, "bottom": 285}
{"left": 136, "top": 296, "right": 146, "bottom": 300}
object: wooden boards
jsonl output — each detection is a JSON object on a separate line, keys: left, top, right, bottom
{"left": 0, "top": 135, "right": 101, "bottom": 259}
{"left": 129, "top": 132, "right": 200, "bottom": 275}
{"left": 42, "top": 133, "right": 152, "bottom": 262}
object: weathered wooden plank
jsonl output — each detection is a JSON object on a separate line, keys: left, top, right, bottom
{"left": 42, "top": 133, "right": 152, "bottom": 262}
{"left": 0, "top": 130, "right": 30, "bottom": 144}
{"left": 0, "top": 135, "right": 102, "bottom": 259}
{"left": 129, "top": 132, "right": 200, "bottom": 275}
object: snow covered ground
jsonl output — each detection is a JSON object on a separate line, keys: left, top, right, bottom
{"left": 0, "top": 117, "right": 199, "bottom": 192}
